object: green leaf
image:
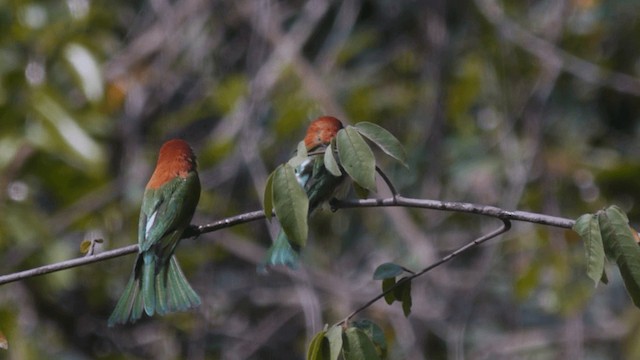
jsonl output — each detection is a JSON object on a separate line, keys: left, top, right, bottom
{"left": 382, "top": 277, "right": 396, "bottom": 305}
{"left": 598, "top": 206, "right": 640, "bottom": 308}
{"left": 307, "top": 330, "right": 330, "bottom": 360}
{"left": 351, "top": 320, "right": 387, "bottom": 358}
{"left": 393, "top": 277, "right": 413, "bottom": 317}
{"left": 373, "top": 262, "right": 405, "bottom": 280}
{"left": 573, "top": 213, "right": 606, "bottom": 286}
{"left": 324, "top": 146, "right": 342, "bottom": 177}
{"left": 273, "top": 164, "right": 309, "bottom": 247}
{"left": 343, "top": 328, "right": 381, "bottom": 360}
{"left": 337, "top": 127, "right": 377, "bottom": 191}
{"left": 289, "top": 141, "right": 309, "bottom": 168}
{"left": 401, "top": 279, "right": 412, "bottom": 317}
{"left": 325, "top": 325, "right": 343, "bottom": 360}
{"left": 354, "top": 122, "right": 408, "bottom": 167}
{"left": 263, "top": 170, "right": 275, "bottom": 219}
{"left": 352, "top": 182, "right": 370, "bottom": 199}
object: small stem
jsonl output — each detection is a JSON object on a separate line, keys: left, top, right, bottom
{"left": 335, "top": 219, "right": 512, "bottom": 326}
{"left": 375, "top": 166, "right": 399, "bottom": 198}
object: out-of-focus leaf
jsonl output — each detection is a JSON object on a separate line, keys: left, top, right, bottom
{"left": 373, "top": 262, "right": 404, "bottom": 280}
{"left": 326, "top": 325, "right": 343, "bottom": 360}
{"left": 354, "top": 122, "right": 407, "bottom": 167}
{"left": 263, "top": 170, "right": 275, "bottom": 219}
{"left": 382, "top": 278, "right": 396, "bottom": 305}
{"left": 351, "top": 320, "right": 387, "bottom": 358}
{"left": 80, "top": 238, "right": 103, "bottom": 256}
{"left": 573, "top": 213, "right": 606, "bottom": 286}
{"left": 342, "top": 328, "right": 380, "bottom": 360}
{"left": 273, "top": 164, "right": 309, "bottom": 247}
{"left": 31, "top": 92, "right": 105, "bottom": 173}
{"left": 64, "top": 43, "right": 104, "bottom": 102}
{"left": 336, "top": 127, "right": 376, "bottom": 191}
{"left": 307, "top": 330, "right": 329, "bottom": 360}
{"left": 598, "top": 206, "right": 640, "bottom": 308}
{"left": 324, "top": 146, "right": 342, "bottom": 177}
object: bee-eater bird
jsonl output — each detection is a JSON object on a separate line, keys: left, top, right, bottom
{"left": 109, "top": 139, "right": 201, "bottom": 326}
{"left": 263, "top": 116, "right": 346, "bottom": 269}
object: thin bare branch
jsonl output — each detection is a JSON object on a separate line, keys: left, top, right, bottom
{"left": 336, "top": 219, "right": 512, "bottom": 326}
{"left": 0, "top": 197, "right": 574, "bottom": 287}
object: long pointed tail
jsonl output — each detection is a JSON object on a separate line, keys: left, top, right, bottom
{"left": 259, "top": 231, "right": 300, "bottom": 272}
{"left": 163, "top": 256, "right": 201, "bottom": 312}
{"left": 108, "top": 254, "right": 200, "bottom": 326}
{"left": 108, "top": 256, "right": 145, "bottom": 327}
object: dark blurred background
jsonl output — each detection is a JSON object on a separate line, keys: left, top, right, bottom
{"left": 1, "top": 0, "right": 640, "bottom": 358}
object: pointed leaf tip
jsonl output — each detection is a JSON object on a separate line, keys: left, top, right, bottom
{"left": 355, "top": 122, "right": 408, "bottom": 167}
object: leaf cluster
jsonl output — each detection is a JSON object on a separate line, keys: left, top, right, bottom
{"left": 263, "top": 122, "right": 407, "bottom": 247}
{"left": 373, "top": 263, "right": 413, "bottom": 317}
{"left": 573, "top": 206, "right": 640, "bottom": 307}
{"left": 308, "top": 320, "right": 387, "bottom": 360}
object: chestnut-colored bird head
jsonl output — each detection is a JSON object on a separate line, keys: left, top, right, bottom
{"left": 303, "top": 116, "right": 344, "bottom": 151}
{"left": 147, "top": 139, "right": 197, "bottom": 189}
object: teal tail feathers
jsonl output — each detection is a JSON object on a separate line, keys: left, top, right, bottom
{"left": 164, "top": 256, "right": 201, "bottom": 312}
{"left": 259, "top": 231, "right": 300, "bottom": 272}
{"left": 108, "top": 255, "right": 145, "bottom": 327}
{"left": 108, "top": 254, "right": 200, "bottom": 326}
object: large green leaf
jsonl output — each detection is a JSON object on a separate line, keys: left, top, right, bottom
{"left": 351, "top": 320, "right": 387, "bottom": 359}
{"left": 273, "top": 164, "right": 309, "bottom": 247}
{"left": 343, "top": 328, "right": 381, "bottom": 360}
{"left": 382, "top": 278, "right": 396, "bottom": 305}
{"left": 336, "top": 126, "right": 376, "bottom": 191}
{"left": 326, "top": 325, "right": 343, "bottom": 360}
{"left": 354, "top": 122, "right": 408, "bottom": 167}
{"left": 598, "top": 206, "right": 640, "bottom": 308}
{"left": 573, "top": 213, "right": 606, "bottom": 286}
{"left": 324, "top": 146, "right": 342, "bottom": 177}
{"left": 307, "top": 330, "right": 330, "bottom": 360}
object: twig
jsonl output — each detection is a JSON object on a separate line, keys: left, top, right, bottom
{"left": 375, "top": 166, "right": 399, "bottom": 198}
{"left": 0, "top": 210, "right": 266, "bottom": 286}
{"left": 0, "top": 245, "right": 138, "bottom": 285}
{"left": 336, "top": 219, "right": 512, "bottom": 326}
{"left": 333, "top": 196, "right": 575, "bottom": 229}
{"left": 0, "top": 197, "right": 574, "bottom": 286}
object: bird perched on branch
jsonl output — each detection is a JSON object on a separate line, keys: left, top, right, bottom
{"left": 109, "top": 139, "right": 201, "bottom": 326}
{"left": 263, "top": 116, "right": 347, "bottom": 269}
